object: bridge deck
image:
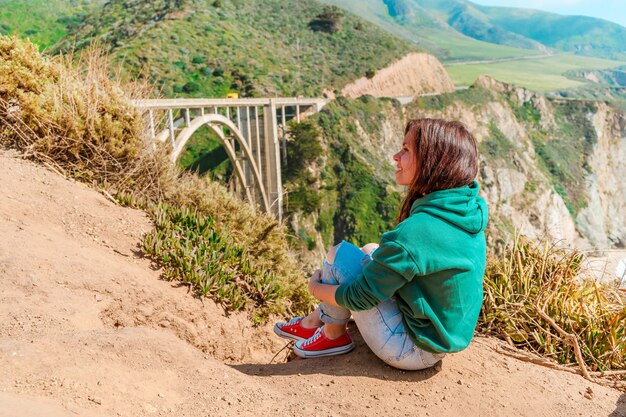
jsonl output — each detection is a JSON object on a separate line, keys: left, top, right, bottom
{"left": 133, "top": 97, "right": 329, "bottom": 109}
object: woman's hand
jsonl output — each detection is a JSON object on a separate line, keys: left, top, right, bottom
{"left": 308, "top": 270, "right": 340, "bottom": 306}
{"left": 308, "top": 269, "right": 322, "bottom": 298}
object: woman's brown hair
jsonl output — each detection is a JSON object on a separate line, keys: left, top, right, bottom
{"left": 397, "top": 119, "right": 478, "bottom": 223}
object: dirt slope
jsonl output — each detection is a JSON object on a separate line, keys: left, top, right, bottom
{"left": 0, "top": 150, "right": 624, "bottom": 417}
{"left": 341, "top": 52, "right": 455, "bottom": 98}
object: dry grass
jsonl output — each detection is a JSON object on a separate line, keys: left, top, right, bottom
{"left": 481, "top": 235, "right": 626, "bottom": 386}
{"left": 0, "top": 35, "right": 151, "bottom": 183}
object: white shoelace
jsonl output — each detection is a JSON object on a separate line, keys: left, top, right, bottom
{"left": 285, "top": 316, "right": 302, "bottom": 326}
{"left": 302, "top": 327, "right": 323, "bottom": 347}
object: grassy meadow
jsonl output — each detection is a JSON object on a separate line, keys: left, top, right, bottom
{"left": 419, "top": 29, "right": 540, "bottom": 62}
{"left": 446, "top": 53, "right": 626, "bottom": 91}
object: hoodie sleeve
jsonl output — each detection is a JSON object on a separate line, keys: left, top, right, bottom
{"left": 335, "top": 239, "right": 419, "bottom": 311}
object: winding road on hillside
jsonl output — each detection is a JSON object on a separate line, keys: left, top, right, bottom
{"left": 444, "top": 52, "right": 558, "bottom": 66}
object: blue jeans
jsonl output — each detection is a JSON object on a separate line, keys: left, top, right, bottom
{"left": 317, "top": 241, "right": 445, "bottom": 370}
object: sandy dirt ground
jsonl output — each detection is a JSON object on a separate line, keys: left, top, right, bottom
{"left": 0, "top": 150, "right": 625, "bottom": 417}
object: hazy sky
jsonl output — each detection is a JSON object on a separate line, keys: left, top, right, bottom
{"left": 470, "top": 0, "right": 626, "bottom": 27}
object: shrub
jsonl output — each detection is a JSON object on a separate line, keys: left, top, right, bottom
{"left": 287, "top": 182, "right": 321, "bottom": 215}
{"left": 481, "top": 235, "right": 626, "bottom": 377}
{"left": 308, "top": 5, "right": 344, "bottom": 33}
{"left": 143, "top": 204, "right": 281, "bottom": 314}
{"left": 200, "top": 66, "right": 213, "bottom": 77}
{"left": 0, "top": 35, "right": 147, "bottom": 183}
{"left": 284, "top": 121, "right": 323, "bottom": 181}
{"left": 182, "top": 81, "right": 200, "bottom": 93}
{"left": 283, "top": 121, "right": 323, "bottom": 218}
{"left": 212, "top": 66, "right": 224, "bottom": 77}
{"left": 479, "top": 122, "right": 513, "bottom": 160}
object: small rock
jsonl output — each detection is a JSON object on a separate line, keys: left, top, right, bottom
{"left": 94, "top": 294, "right": 103, "bottom": 302}
{"left": 457, "top": 379, "right": 463, "bottom": 385}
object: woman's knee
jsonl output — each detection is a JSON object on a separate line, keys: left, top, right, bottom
{"left": 361, "top": 243, "right": 379, "bottom": 255}
{"left": 326, "top": 244, "right": 340, "bottom": 264}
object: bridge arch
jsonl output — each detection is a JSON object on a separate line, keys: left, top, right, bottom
{"left": 167, "top": 113, "right": 270, "bottom": 213}
{"left": 135, "top": 97, "right": 330, "bottom": 219}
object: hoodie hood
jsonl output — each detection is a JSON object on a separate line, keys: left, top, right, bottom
{"left": 410, "top": 181, "right": 488, "bottom": 234}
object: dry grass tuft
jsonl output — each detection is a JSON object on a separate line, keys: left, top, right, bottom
{"left": 0, "top": 35, "right": 151, "bottom": 183}
{"left": 481, "top": 235, "right": 626, "bottom": 382}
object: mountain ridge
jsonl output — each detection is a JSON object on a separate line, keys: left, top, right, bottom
{"left": 323, "top": 0, "right": 626, "bottom": 61}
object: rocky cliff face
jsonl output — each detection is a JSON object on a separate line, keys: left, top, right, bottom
{"left": 320, "top": 76, "right": 625, "bottom": 251}
{"left": 341, "top": 52, "right": 455, "bottom": 98}
{"left": 578, "top": 103, "right": 626, "bottom": 249}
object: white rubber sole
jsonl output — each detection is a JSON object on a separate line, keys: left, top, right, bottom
{"left": 273, "top": 323, "right": 307, "bottom": 342}
{"left": 293, "top": 342, "right": 355, "bottom": 358}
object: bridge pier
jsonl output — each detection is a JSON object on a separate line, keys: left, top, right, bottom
{"left": 265, "top": 99, "right": 283, "bottom": 220}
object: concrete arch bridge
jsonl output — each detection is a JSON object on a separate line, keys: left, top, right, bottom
{"left": 133, "top": 98, "right": 328, "bottom": 220}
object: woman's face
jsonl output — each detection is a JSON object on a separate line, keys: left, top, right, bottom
{"left": 393, "top": 134, "right": 417, "bottom": 186}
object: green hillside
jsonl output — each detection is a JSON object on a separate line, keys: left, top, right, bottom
{"left": 478, "top": 6, "right": 626, "bottom": 61}
{"left": 446, "top": 3, "right": 543, "bottom": 51}
{"left": 323, "top": 0, "right": 626, "bottom": 62}
{"left": 51, "top": 0, "right": 417, "bottom": 97}
{"left": 320, "top": 0, "right": 540, "bottom": 61}
{"left": 0, "top": 0, "right": 103, "bottom": 50}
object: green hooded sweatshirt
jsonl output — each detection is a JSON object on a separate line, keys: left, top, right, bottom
{"left": 335, "top": 181, "right": 488, "bottom": 353}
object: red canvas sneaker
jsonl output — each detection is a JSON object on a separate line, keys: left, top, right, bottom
{"left": 273, "top": 317, "right": 319, "bottom": 342}
{"left": 293, "top": 327, "right": 354, "bottom": 358}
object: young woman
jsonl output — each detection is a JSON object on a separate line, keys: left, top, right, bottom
{"left": 274, "top": 118, "right": 488, "bottom": 370}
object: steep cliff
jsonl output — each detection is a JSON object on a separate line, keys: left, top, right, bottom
{"left": 578, "top": 103, "right": 626, "bottom": 248}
